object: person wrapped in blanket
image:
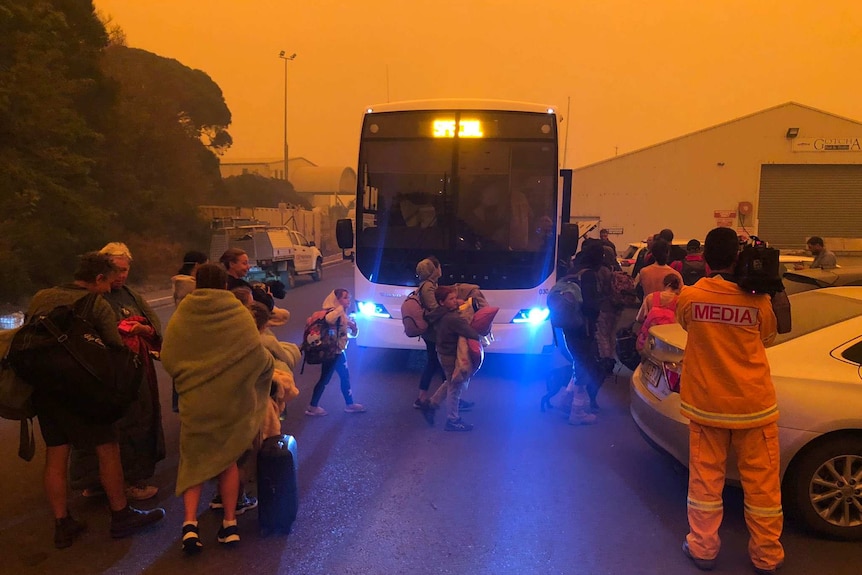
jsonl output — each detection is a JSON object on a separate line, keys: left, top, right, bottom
{"left": 248, "top": 302, "right": 300, "bottom": 436}
{"left": 161, "top": 263, "right": 274, "bottom": 553}
{"left": 71, "top": 242, "right": 165, "bottom": 502}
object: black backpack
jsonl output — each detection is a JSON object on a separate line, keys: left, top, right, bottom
{"left": 7, "top": 294, "right": 144, "bottom": 425}
{"left": 576, "top": 269, "right": 602, "bottom": 321}
{"left": 681, "top": 259, "right": 707, "bottom": 286}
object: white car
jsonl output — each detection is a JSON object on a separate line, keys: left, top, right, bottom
{"left": 630, "top": 287, "right": 862, "bottom": 540}
{"left": 779, "top": 254, "right": 814, "bottom": 275}
{"left": 617, "top": 240, "right": 692, "bottom": 276}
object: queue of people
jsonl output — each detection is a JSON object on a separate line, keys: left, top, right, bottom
{"left": 14, "top": 244, "right": 312, "bottom": 553}
{"left": 14, "top": 227, "right": 830, "bottom": 571}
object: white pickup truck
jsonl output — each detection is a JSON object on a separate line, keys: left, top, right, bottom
{"left": 210, "top": 223, "right": 323, "bottom": 289}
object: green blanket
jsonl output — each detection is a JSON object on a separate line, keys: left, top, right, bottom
{"left": 161, "top": 289, "right": 273, "bottom": 495}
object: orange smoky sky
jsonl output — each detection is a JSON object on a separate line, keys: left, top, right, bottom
{"left": 94, "top": 0, "right": 862, "bottom": 170}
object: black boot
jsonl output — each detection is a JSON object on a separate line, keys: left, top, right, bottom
{"left": 54, "top": 515, "right": 87, "bottom": 549}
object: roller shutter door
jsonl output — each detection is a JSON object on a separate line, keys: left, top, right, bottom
{"left": 758, "top": 164, "right": 862, "bottom": 249}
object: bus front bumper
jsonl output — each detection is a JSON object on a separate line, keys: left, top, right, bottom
{"left": 352, "top": 315, "right": 554, "bottom": 355}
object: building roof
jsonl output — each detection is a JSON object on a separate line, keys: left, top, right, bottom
{"left": 219, "top": 157, "right": 317, "bottom": 167}
{"left": 574, "top": 102, "right": 862, "bottom": 171}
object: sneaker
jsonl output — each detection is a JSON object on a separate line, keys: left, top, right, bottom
{"left": 235, "top": 493, "right": 258, "bottom": 516}
{"left": 210, "top": 492, "right": 258, "bottom": 514}
{"left": 110, "top": 506, "right": 166, "bottom": 539}
{"left": 209, "top": 494, "right": 224, "bottom": 510}
{"left": 444, "top": 418, "right": 474, "bottom": 432}
{"left": 682, "top": 540, "right": 716, "bottom": 571}
{"left": 125, "top": 484, "right": 158, "bottom": 501}
{"left": 412, "top": 398, "right": 425, "bottom": 409}
{"left": 181, "top": 523, "right": 202, "bottom": 555}
{"left": 54, "top": 516, "right": 87, "bottom": 549}
{"left": 305, "top": 405, "right": 328, "bottom": 416}
{"left": 344, "top": 403, "right": 366, "bottom": 413}
{"left": 568, "top": 410, "right": 598, "bottom": 426}
{"left": 217, "top": 523, "right": 240, "bottom": 546}
{"left": 458, "top": 399, "right": 475, "bottom": 411}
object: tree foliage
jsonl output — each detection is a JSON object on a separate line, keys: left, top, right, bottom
{"left": 0, "top": 2, "right": 236, "bottom": 303}
{"left": 93, "top": 45, "right": 231, "bottom": 248}
{"left": 0, "top": 0, "right": 112, "bottom": 299}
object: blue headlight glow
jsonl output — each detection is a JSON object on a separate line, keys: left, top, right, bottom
{"left": 357, "top": 301, "right": 391, "bottom": 318}
{"left": 511, "top": 307, "right": 550, "bottom": 324}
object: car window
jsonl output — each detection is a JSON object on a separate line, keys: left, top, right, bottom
{"left": 841, "top": 340, "right": 862, "bottom": 365}
{"left": 774, "top": 291, "right": 862, "bottom": 345}
{"left": 621, "top": 245, "right": 638, "bottom": 259}
{"left": 782, "top": 273, "right": 827, "bottom": 295}
{"left": 294, "top": 231, "right": 310, "bottom": 246}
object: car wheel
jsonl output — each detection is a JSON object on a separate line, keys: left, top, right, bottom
{"left": 280, "top": 266, "right": 296, "bottom": 290}
{"left": 312, "top": 259, "right": 322, "bottom": 282}
{"left": 785, "top": 435, "right": 862, "bottom": 540}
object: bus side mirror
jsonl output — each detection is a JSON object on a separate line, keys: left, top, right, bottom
{"left": 336, "top": 219, "right": 355, "bottom": 261}
{"left": 557, "top": 223, "right": 580, "bottom": 278}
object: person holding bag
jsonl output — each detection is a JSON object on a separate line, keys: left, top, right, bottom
{"left": 70, "top": 242, "right": 164, "bottom": 502}
{"left": 24, "top": 252, "right": 165, "bottom": 549}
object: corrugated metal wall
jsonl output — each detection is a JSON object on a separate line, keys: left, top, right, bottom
{"left": 758, "top": 164, "right": 862, "bottom": 248}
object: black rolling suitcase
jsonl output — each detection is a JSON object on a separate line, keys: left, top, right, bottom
{"left": 257, "top": 434, "right": 299, "bottom": 535}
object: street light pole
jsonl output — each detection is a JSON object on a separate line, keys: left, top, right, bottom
{"left": 278, "top": 51, "right": 296, "bottom": 180}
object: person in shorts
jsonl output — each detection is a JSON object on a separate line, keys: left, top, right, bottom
{"left": 27, "top": 252, "right": 165, "bottom": 549}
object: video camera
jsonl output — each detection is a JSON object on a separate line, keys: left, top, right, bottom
{"left": 734, "top": 235, "right": 783, "bottom": 295}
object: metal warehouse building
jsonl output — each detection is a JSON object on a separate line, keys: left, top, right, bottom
{"left": 571, "top": 102, "right": 862, "bottom": 252}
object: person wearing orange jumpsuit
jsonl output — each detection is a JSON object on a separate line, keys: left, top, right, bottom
{"left": 676, "top": 227, "right": 783, "bottom": 575}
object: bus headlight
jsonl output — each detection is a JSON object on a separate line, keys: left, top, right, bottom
{"left": 511, "top": 307, "right": 550, "bottom": 324}
{"left": 356, "top": 301, "right": 391, "bottom": 318}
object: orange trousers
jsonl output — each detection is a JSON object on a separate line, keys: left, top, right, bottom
{"left": 686, "top": 421, "right": 784, "bottom": 571}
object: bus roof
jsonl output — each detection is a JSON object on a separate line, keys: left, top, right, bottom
{"left": 364, "top": 99, "right": 557, "bottom": 115}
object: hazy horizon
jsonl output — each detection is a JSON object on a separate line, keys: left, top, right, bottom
{"left": 94, "top": 0, "right": 862, "bottom": 170}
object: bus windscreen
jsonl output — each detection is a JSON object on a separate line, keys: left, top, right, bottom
{"left": 355, "top": 109, "right": 558, "bottom": 290}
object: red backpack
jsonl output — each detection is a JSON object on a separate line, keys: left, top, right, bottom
{"left": 636, "top": 292, "right": 678, "bottom": 351}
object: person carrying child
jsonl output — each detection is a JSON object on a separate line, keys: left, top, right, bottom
{"left": 429, "top": 286, "right": 482, "bottom": 431}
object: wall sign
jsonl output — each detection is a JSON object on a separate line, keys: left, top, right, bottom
{"left": 792, "top": 137, "right": 862, "bottom": 152}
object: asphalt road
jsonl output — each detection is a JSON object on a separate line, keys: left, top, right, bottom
{"left": 0, "top": 261, "right": 858, "bottom": 575}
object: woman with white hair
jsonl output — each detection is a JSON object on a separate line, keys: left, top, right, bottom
{"left": 70, "top": 242, "right": 166, "bottom": 502}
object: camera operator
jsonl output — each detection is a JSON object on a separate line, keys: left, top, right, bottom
{"left": 735, "top": 235, "right": 791, "bottom": 334}
{"left": 676, "top": 226, "right": 783, "bottom": 575}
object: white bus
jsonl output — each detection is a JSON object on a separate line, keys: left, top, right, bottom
{"left": 340, "top": 99, "right": 568, "bottom": 354}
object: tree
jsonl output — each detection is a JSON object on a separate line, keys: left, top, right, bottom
{"left": 0, "top": 0, "right": 112, "bottom": 301}
{"left": 90, "top": 45, "right": 234, "bottom": 276}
